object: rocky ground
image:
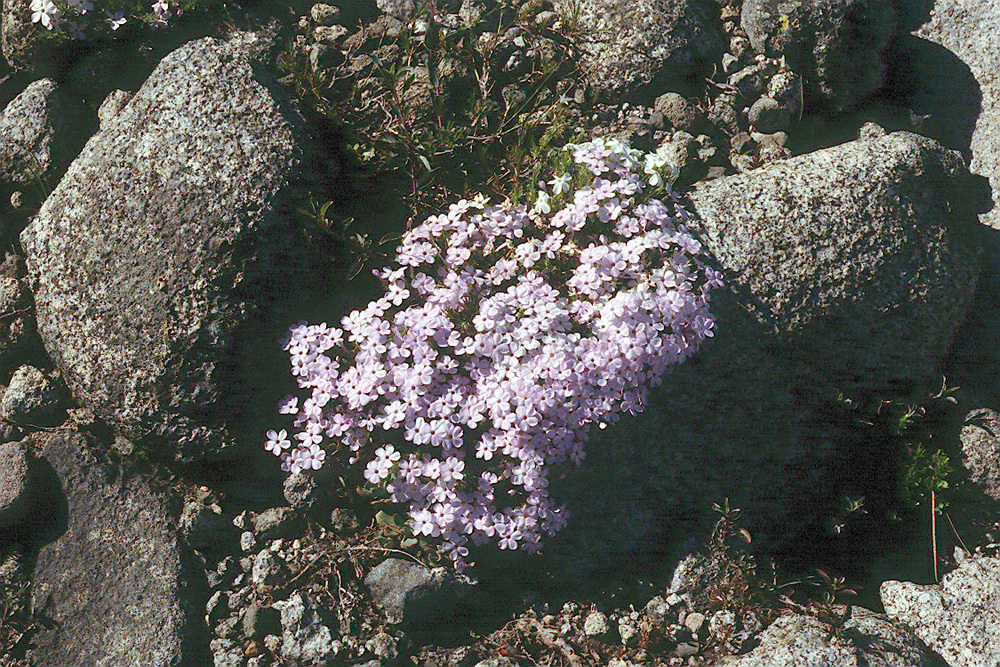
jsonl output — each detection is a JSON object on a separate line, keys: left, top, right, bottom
{"left": 2, "top": 0, "right": 1000, "bottom": 666}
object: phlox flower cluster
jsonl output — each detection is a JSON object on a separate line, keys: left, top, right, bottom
{"left": 29, "top": 0, "right": 174, "bottom": 37}
{"left": 270, "top": 138, "right": 722, "bottom": 570}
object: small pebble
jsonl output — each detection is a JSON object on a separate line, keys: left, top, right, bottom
{"left": 684, "top": 612, "right": 705, "bottom": 634}
{"left": 584, "top": 610, "right": 610, "bottom": 636}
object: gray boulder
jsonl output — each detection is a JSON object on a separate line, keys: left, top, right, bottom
{"left": 550, "top": 0, "right": 725, "bottom": 101}
{"left": 364, "top": 557, "right": 483, "bottom": 627}
{"left": 20, "top": 36, "right": 336, "bottom": 462}
{"left": 539, "top": 132, "right": 982, "bottom": 585}
{"left": 1, "top": 0, "right": 51, "bottom": 74}
{"left": 26, "top": 429, "right": 209, "bottom": 666}
{"left": 0, "top": 78, "right": 88, "bottom": 199}
{"left": 741, "top": 0, "right": 896, "bottom": 111}
{"left": 718, "top": 608, "right": 938, "bottom": 666}
{"left": 881, "top": 554, "right": 1000, "bottom": 667}
{"left": 908, "top": 0, "right": 1000, "bottom": 231}
{"left": 0, "top": 252, "right": 38, "bottom": 374}
{"left": 0, "top": 364, "right": 64, "bottom": 426}
{"left": 0, "top": 439, "right": 28, "bottom": 529}
{"left": 958, "top": 408, "right": 1000, "bottom": 501}
{"left": 688, "top": 131, "right": 983, "bottom": 396}
{"left": 272, "top": 591, "right": 341, "bottom": 664}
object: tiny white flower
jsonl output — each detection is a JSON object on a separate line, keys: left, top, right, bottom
{"left": 548, "top": 173, "right": 571, "bottom": 195}
{"left": 533, "top": 191, "right": 551, "bottom": 215}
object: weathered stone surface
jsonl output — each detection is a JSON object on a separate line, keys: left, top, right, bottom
{"left": 534, "top": 132, "right": 984, "bottom": 586}
{"left": 741, "top": 0, "right": 896, "bottom": 111}
{"left": 718, "top": 608, "right": 937, "bottom": 666}
{"left": 0, "top": 439, "right": 28, "bottom": 528}
{"left": 881, "top": 554, "right": 1000, "bottom": 667}
{"left": 0, "top": 78, "right": 88, "bottom": 196}
{"left": 908, "top": 0, "right": 1000, "bottom": 231}
{"left": 747, "top": 95, "right": 790, "bottom": 134}
{"left": 26, "top": 429, "right": 209, "bottom": 666}
{"left": 20, "top": 36, "right": 336, "bottom": 462}
{"left": 272, "top": 591, "right": 341, "bottom": 664}
{"left": 688, "top": 131, "right": 984, "bottom": 395}
{"left": 0, "top": 252, "right": 38, "bottom": 373}
{"left": 179, "top": 499, "right": 240, "bottom": 553}
{"left": 0, "top": 364, "right": 64, "bottom": 426}
{"left": 377, "top": 0, "right": 463, "bottom": 20}
{"left": 958, "top": 408, "right": 1000, "bottom": 501}
{"left": 364, "top": 557, "right": 482, "bottom": 627}
{"left": 1, "top": 0, "right": 51, "bottom": 74}
{"left": 550, "top": 0, "right": 725, "bottom": 101}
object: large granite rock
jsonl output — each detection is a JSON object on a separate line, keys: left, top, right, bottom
{"left": 20, "top": 35, "right": 336, "bottom": 462}
{"left": 908, "top": 0, "right": 1000, "bottom": 231}
{"left": 718, "top": 608, "right": 938, "bottom": 666}
{"left": 958, "top": 407, "right": 1000, "bottom": 501}
{"left": 741, "top": 0, "right": 897, "bottom": 111}
{"left": 25, "top": 429, "right": 209, "bottom": 666}
{"left": 550, "top": 0, "right": 725, "bottom": 101}
{"left": 881, "top": 554, "right": 1000, "bottom": 667}
{"left": 539, "top": 131, "right": 983, "bottom": 585}
{"left": 0, "top": 78, "right": 89, "bottom": 201}
{"left": 364, "top": 557, "right": 484, "bottom": 628}
{"left": 688, "top": 130, "right": 984, "bottom": 396}
{"left": 0, "top": 439, "right": 28, "bottom": 529}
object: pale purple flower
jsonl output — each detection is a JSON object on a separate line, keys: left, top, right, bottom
{"left": 104, "top": 10, "right": 126, "bottom": 29}
{"left": 264, "top": 429, "right": 290, "bottom": 456}
{"left": 68, "top": 0, "right": 93, "bottom": 13}
{"left": 269, "top": 137, "right": 721, "bottom": 569}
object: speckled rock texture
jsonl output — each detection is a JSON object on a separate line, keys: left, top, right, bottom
{"left": 26, "top": 429, "right": 209, "bottom": 666}
{"left": 958, "top": 408, "right": 1000, "bottom": 501}
{"left": 688, "top": 131, "right": 984, "bottom": 396}
{"left": 905, "top": 0, "right": 1000, "bottom": 232}
{"left": 0, "top": 364, "right": 64, "bottom": 426}
{"left": 0, "top": 251, "right": 36, "bottom": 376}
{"left": 881, "top": 554, "right": 1000, "bottom": 667}
{"left": 20, "top": 35, "right": 335, "bottom": 462}
{"left": 718, "top": 608, "right": 938, "bottom": 666}
{"left": 0, "top": 78, "right": 88, "bottom": 197}
{"left": 365, "top": 558, "right": 485, "bottom": 628}
{"left": 1, "top": 0, "right": 50, "bottom": 74}
{"left": 0, "top": 439, "right": 29, "bottom": 529}
{"left": 272, "top": 591, "right": 341, "bottom": 663}
{"left": 741, "top": 0, "right": 897, "bottom": 111}
{"left": 550, "top": 0, "right": 725, "bottom": 101}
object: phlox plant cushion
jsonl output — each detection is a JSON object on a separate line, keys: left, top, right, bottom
{"left": 267, "top": 138, "right": 722, "bottom": 570}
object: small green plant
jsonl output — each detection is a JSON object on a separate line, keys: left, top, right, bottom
{"left": 811, "top": 568, "right": 858, "bottom": 639}
{"left": 296, "top": 196, "right": 396, "bottom": 281}
{"left": 279, "top": 0, "right": 588, "bottom": 228}
{"left": 828, "top": 377, "right": 965, "bottom": 582}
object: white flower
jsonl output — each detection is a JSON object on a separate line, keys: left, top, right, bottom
{"left": 30, "top": 0, "right": 60, "bottom": 29}
{"left": 104, "top": 10, "right": 126, "bottom": 30}
{"left": 532, "top": 191, "right": 551, "bottom": 215}
{"left": 548, "top": 173, "right": 571, "bottom": 195}
{"left": 644, "top": 153, "right": 678, "bottom": 187}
